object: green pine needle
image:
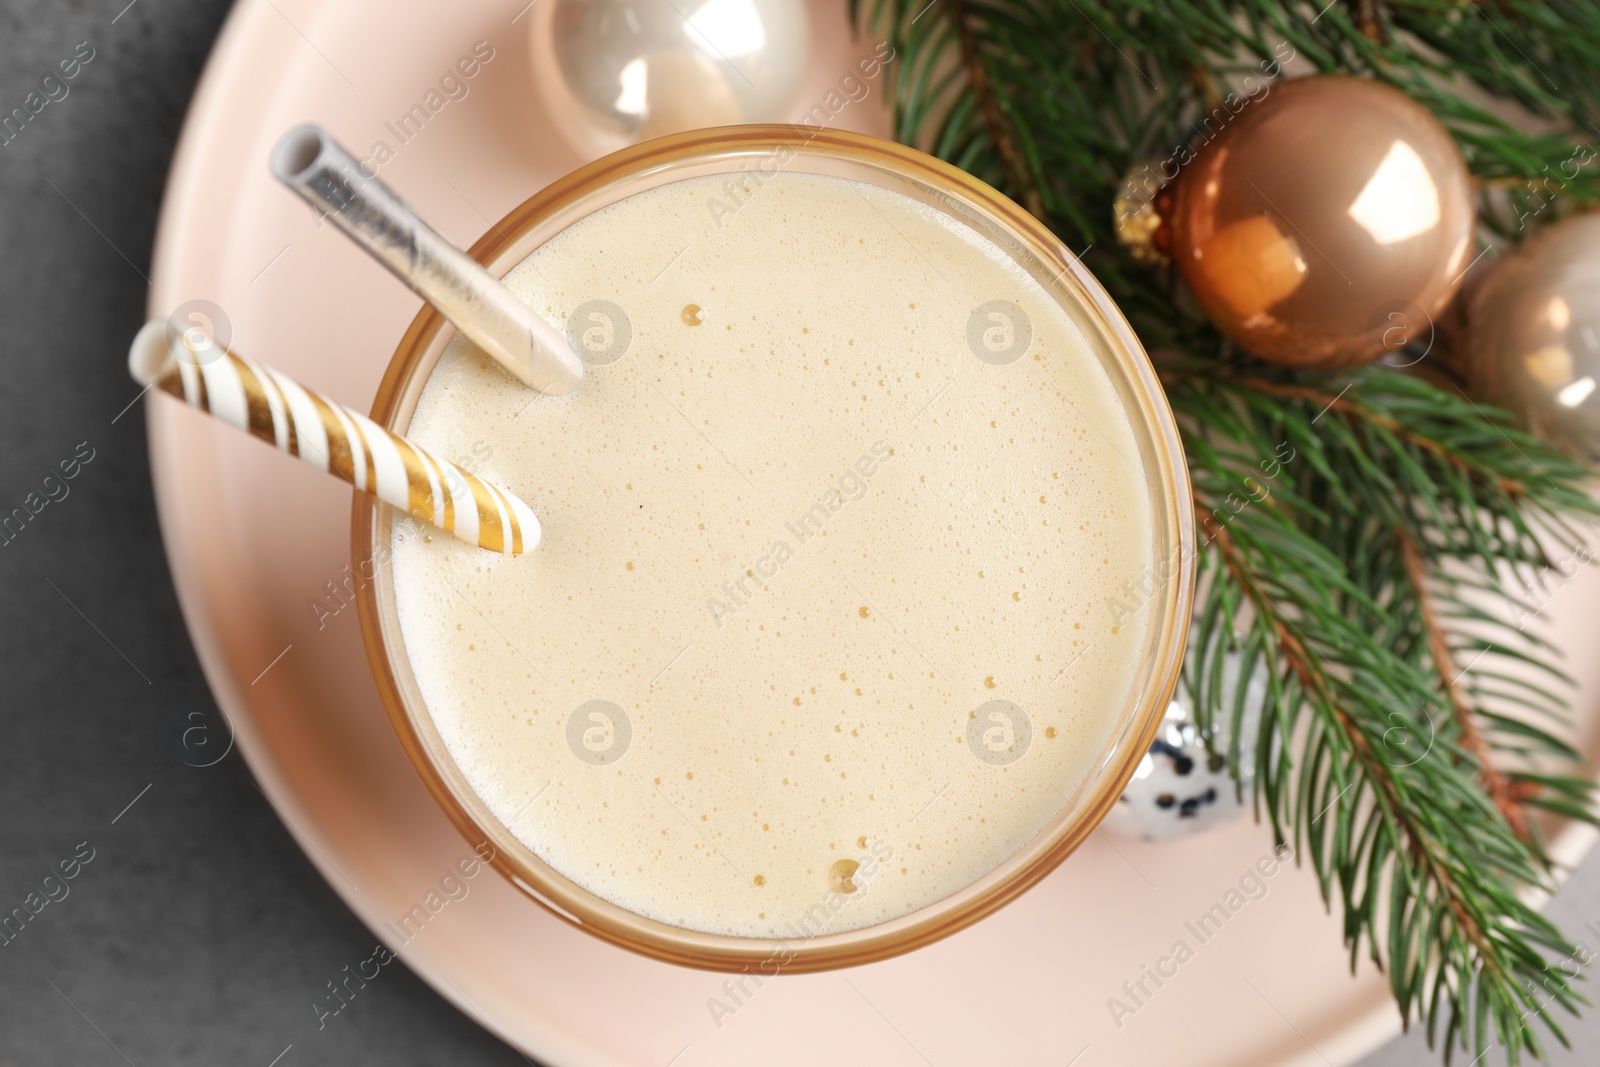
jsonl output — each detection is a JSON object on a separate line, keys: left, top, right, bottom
{"left": 852, "top": 1, "right": 1600, "bottom": 1061}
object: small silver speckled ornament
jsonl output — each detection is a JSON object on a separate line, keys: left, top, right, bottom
{"left": 530, "top": 0, "right": 811, "bottom": 157}
{"left": 1104, "top": 650, "right": 1265, "bottom": 842}
{"left": 1466, "top": 214, "right": 1600, "bottom": 461}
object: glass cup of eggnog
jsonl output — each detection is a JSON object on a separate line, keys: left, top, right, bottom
{"left": 356, "top": 125, "right": 1193, "bottom": 973}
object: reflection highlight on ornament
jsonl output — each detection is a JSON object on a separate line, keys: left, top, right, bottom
{"left": 615, "top": 57, "right": 647, "bottom": 115}
{"left": 1197, "top": 215, "right": 1307, "bottom": 319}
{"left": 1548, "top": 295, "right": 1572, "bottom": 332}
{"left": 1523, "top": 341, "right": 1571, "bottom": 389}
{"left": 1346, "top": 140, "right": 1441, "bottom": 246}
{"left": 686, "top": 0, "right": 768, "bottom": 55}
{"left": 1556, "top": 376, "right": 1595, "bottom": 409}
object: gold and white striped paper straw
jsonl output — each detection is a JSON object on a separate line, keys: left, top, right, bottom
{"left": 128, "top": 320, "right": 540, "bottom": 554}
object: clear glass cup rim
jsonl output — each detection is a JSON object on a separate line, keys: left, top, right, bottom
{"left": 355, "top": 124, "right": 1195, "bottom": 974}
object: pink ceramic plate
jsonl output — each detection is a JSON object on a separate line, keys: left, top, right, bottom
{"left": 144, "top": 1, "right": 1600, "bottom": 1064}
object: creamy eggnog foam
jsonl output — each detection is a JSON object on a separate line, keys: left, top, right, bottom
{"left": 390, "top": 170, "right": 1153, "bottom": 938}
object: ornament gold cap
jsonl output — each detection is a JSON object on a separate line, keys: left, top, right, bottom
{"left": 1114, "top": 161, "right": 1170, "bottom": 266}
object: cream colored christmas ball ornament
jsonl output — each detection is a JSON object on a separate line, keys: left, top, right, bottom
{"left": 530, "top": 0, "right": 810, "bottom": 157}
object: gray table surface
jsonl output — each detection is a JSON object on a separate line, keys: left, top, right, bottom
{"left": 1, "top": 2, "right": 1596, "bottom": 1065}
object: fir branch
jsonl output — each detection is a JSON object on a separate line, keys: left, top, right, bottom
{"left": 1396, "top": 523, "right": 1531, "bottom": 839}
{"left": 1176, "top": 365, "right": 1595, "bottom": 1062}
{"left": 1165, "top": 372, "right": 1535, "bottom": 499}
{"left": 944, "top": 0, "right": 1044, "bottom": 215}
{"left": 855, "top": 1, "right": 1600, "bottom": 1061}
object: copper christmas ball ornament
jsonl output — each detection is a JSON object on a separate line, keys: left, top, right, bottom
{"left": 1466, "top": 214, "right": 1600, "bottom": 460}
{"left": 1155, "top": 76, "right": 1476, "bottom": 369}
